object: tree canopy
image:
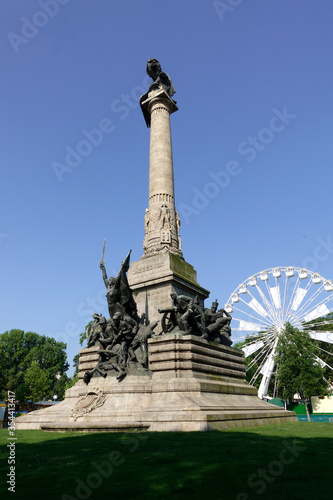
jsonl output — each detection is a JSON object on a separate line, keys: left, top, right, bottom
{"left": 63, "top": 322, "right": 91, "bottom": 392}
{"left": 274, "top": 322, "right": 328, "bottom": 403}
{"left": 0, "top": 329, "right": 69, "bottom": 402}
{"left": 79, "top": 320, "right": 92, "bottom": 347}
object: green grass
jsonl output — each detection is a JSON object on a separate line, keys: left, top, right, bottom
{"left": 1, "top": 423, "right": 333, "bottom": 499}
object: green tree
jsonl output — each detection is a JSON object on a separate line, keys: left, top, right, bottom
{"left": 64, "top": 354, "right": 80, "bottom": 392}
{"left": 79, "top": 320, "right": 92, "bottom": 347}
{"left": 53, "top": 373, "right": 70, "bottom": 400}
{"left": 24, "top": 361, "right": 50, "bottom": 401}
{"left": 64, "top": 320, "right": 92, "bottom": 392}
{"left": 0, "top": 329, "right": 69, "bottom": 402}
{"left": 73, "top": 353, "right": 80, "bottom": 374}
{"left": 274, "top": 322, "right": 328, "bottom": 421}
{"left": 64, "top": 319, "right": 94, "bottom": 392}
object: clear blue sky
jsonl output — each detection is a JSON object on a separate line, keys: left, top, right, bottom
{"left": 1, "top": 0, "right": 333, "bottom": 375}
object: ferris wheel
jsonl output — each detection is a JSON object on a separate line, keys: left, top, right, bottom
{"left": 225, "top": 267, "right": 333, "bottom": 399}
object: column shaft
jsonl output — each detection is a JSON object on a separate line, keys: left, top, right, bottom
{"left": 142, "top": 91, "right": 181, "bottom": 256}
{"left": 149, "top": 100, "right": 175, "bottom": 205}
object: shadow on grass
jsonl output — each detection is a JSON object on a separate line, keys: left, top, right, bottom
{"left": 0, "top": 423, "right": 332, "bottom": 500}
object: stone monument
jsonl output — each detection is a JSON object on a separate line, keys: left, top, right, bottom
{"left": 15, "top": 59, "right": 297, "bottom": 431}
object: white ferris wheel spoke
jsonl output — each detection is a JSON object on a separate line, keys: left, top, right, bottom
{"left": 231, "top": 305, "right": 273, "bottom": 328}
{"left": 315, "top": 355, "right": 333, "bottom": 371}
{"left": 250, "top": 343, "right": 274, "bottom": 386}
{"left": 238, "top": 290, "right": 272, "bottom": 323}
{"left": 282, "top": 273, "right": 302, "bottom": 324}
{"left": 233, "top": 311, "right": 272, "bottom": 332}
{"left": 237, "top": 330, "right": 276, "bottom": 347}
{"left": 273, "top": 276, "right": 284, "bottom": 327}
{"left": 303, "top": 319, "right": 333, "bottom": 328}
{"left": 318, "top": 346, "right": 333, "bottom": 358}
{"left": 282, "top": 274, "right": 300, "bottom": 324}
{"left": 247, "top": 338, "right": 276, "bottom": 373}
{"left": 308, "top": 331, "right": 333, "bottom": 344}
{"left": 292, "top": 283, "right": 325, "bottom": 321}
{"left": 264, "top": 281, "right": 280, "bottom": 321}
{"left": 242, "top": 340, "right": 265, "bottom": 357}
{"left": 295, "top": 293, "right": 333, "bottom": 324}
{"left": 281, "top": 270, "right": 291, "bottom": 324}
{"left": 264, "top": 281, "right": 278, "bottom": 317}
{"left": 254, "top": 284, "right": 276, "bottom": 322}
{"left": 245, "top": 333, "right": 275, "bottom": 362}
{"left": 248, "top": 336, "right": 277, "bottom": 382}
{"left": 243, "top": 331, "right": 276, "bottom": 355}
{"left": 258, "top": 340, "right": 279, "bottom": 399}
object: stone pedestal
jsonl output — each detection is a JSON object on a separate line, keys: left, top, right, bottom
{"left": 15, "top": 335, "right": 297, "bottom": 431}
{"left": 77, "top": 346, "right": 99, "bottom": 380}
{"left": 128, "top": 252, "right": 209, "bottom": 325}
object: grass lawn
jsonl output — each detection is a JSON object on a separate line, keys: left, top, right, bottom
{"left": 1, "top": 423, "right": 332, "bottom": 500}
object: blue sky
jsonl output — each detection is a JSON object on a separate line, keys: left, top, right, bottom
{"left": 1, "top": 0, "right": 333, "bottom": 375}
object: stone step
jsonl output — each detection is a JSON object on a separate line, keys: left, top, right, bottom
{"left": 41, "top": 422, "right": 150, "bottom": 432}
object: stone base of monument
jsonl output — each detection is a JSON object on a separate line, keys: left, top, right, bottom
{"left": 128, "top": 252, "right": 210, "bottom": 326}
{"left": 15, "top": 335, "right": 297, "bottom": 431}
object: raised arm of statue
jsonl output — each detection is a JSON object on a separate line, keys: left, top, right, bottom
{"left": 100, "top": 262, "right": 109, "bottom": 288}
{"left": 218, "top": 309, "right": 232, "bottom": 320}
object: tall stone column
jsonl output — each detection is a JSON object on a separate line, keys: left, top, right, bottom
{"left": 128, "top": 88, "right": 209, "bottom": 324}
{"left": 142, "top": 89, "right": 182, "bottom": 256}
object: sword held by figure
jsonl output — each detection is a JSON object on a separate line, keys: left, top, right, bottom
{"left": 99, "top": 241, "right": 138, "bottom": 322}
{"left": 100, "top": 239, "right": 106, "bottom": 266}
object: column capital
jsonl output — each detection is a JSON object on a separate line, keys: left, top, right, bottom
{"left": 141, "top": 88, "right": 178, "bottom": 116}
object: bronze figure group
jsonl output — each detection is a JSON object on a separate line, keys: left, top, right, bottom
{"left": 159, "top": 294, "right": 232, "bottom": 346}
{"left": 83, "top": 250, "right": 157, "bottom": 384}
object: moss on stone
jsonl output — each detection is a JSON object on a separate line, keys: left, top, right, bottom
{"left": 170, "top": 253, "right": 197, "bottom": 282}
